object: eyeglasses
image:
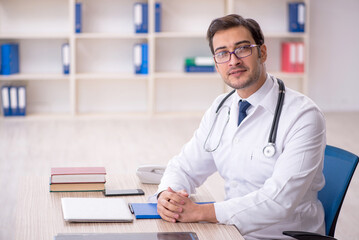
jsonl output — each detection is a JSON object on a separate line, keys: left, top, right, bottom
{"left": 214, "top": 44, "right": 259, "bottom": 64}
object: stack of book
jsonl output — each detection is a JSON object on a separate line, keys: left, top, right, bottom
{"left": 50, "top": 167, "right": 106, "bottom": 192}
{"left": 184, "top": 57, "right": 215, "bottom": 73}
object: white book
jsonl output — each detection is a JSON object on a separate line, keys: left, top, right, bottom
{"left": 61, "top": 198, "right": 133, "bottom": 223}
{"left": 52, "top": 174, "right": 106, "bottom": 183}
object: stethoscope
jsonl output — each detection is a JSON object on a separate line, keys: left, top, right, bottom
{"left": 203, "top": 78, "right": 285, "bottom": 158}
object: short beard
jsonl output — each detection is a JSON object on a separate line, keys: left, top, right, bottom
{"left": 225, "top": 64, "right": 262, "bottom": 90}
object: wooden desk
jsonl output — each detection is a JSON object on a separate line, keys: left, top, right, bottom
{"left": 15, "top": 175, "right": 244, "bottom": 240}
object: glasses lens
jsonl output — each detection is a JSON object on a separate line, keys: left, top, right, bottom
{"left": 215, "top": 52, "right": 230, "bottom": 63}
{"left": 234, "top": 46, "right": 252, "bottom": 59}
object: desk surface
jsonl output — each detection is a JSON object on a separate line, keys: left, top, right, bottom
{"left": 15, "top": 175, "right": 244, "bottom": 240}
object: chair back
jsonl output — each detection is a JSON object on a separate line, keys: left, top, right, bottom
{"left": 318, "top": 145, "right": 359, "bottom": 237}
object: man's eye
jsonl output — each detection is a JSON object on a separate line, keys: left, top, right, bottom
{"left": 241, "top": 45, "right": 251, "bottom": 51}
{"left": 217, "top": 51, "right": 229, "bottom": 58}
{"left": 235, "top": 45, "right": 250, "bottom": 54}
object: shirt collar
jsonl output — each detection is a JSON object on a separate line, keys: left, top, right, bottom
{"left": 232, "top": 74, "right": 275, "bottom": 114}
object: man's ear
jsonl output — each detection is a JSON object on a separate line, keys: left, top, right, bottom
{"left": 259, "top": 44, "right": 267, "bottom": 63}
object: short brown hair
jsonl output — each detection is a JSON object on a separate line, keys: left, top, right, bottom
{"left": 207, "top": 14, "right": 264, "bottom": 54}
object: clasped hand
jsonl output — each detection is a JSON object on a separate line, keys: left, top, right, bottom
{"left": 157, "top": 187, "right": 217, "bottom": 223}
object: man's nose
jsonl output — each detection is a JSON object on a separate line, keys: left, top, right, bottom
{"left": 228, "top": 52, "right": 242, "bottom": 66}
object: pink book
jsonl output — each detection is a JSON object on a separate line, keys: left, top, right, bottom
{"left": 51, "top": 167, "right": 106, "bottom": 184}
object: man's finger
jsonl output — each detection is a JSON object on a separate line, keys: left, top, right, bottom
{"left": 160, "top": 198, "right": 183, "bottom": 213}
{"left": 157, "top": 202, "right": 179, "bottom": 223}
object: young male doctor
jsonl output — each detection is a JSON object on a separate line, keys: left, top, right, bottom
{"left": 152, "top": 14, "right": 326, "bottom": 240}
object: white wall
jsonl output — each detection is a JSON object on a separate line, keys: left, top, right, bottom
{"left": 309, "top": 0, "right": 359, "bottom": 112}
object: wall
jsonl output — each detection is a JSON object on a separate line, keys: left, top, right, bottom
{"left": 309, "top": 0, "right": 359, "bottom": 112}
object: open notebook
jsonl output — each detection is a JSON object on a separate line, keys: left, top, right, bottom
{"left": 61, "top": 198, "right": 133, "bottom": 222}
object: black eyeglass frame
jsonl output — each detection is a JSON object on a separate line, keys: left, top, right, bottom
{"left": 213, "top": 44, "right": 260, "bottom": 64}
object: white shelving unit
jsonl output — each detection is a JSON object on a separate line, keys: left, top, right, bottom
{"left": 0, "top": 0, "right": 309, "bottom": 117}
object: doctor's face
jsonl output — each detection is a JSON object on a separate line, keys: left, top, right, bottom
{"left": 212, "top": 26, "right": 267, "bottom": 98}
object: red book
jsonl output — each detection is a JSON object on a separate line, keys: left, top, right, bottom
{"left": 281, "top": 42, "right": 297, "bottom": 72}
{"left": 51, "top": 167, "right": 106, "bottom": 183}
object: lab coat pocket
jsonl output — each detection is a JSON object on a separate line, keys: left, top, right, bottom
{"left": 243, "top": 145, "right": 277, "bottom": 187}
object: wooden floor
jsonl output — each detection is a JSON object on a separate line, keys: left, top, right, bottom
{"left": 1, "top": 112, "right": 358, "bottom": 240}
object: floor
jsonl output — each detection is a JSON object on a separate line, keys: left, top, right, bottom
{"left": 0, "top": 112, "right": 358, "bottom": 239}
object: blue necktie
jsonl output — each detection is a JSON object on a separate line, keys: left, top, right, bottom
{"left": 238, "top": 100, "right": 251, "bottom": 126}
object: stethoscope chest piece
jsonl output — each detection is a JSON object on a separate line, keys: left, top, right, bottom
{"left": 263, "top": 143, "right": 276, "bottom": 158}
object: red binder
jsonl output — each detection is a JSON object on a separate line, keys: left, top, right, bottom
{"left": 281, "top": 42, "right": 297, "bottom": 72}
{"left": 296, "top": 42, "right": 305, "bottom": 73}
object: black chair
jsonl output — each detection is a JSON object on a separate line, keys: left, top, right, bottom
{"left": 283, "top": 145, "right": 358, "bottom": 240}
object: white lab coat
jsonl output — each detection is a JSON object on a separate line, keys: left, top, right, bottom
{"left": 154, "top": 75, "right": 326, "bottom": 240}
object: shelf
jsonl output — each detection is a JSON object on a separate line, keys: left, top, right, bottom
{"left": 0, "top": 33, "right": 70, "bottom": 40}
{"left": 75, "top": 33, "right": 148, "bottom": 40}
{"left": 155, "top": 72, "right": 219, "bottom": 79}
{"left": 0, "top": 73, "right": 69, "bottom": 81}
{"left": 0, "top": 0, "right": 310, "bottom": 116}
{"left": 264, "top": 32, "right": 308, "bottom": 39}
{"left": 76, "top": 73, "right": 148, "bottom": 80}
{"left": 154, "top": 32, "right": 207, "bottom": 39}
{"left": 152, "top": 31, "right": 307, "bottom": 40}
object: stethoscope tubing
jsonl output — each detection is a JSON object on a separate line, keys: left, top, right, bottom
{"left": 268, "top": 79, "right": 285, "bottom": 144}
{"left": 205, "top": 78, "right": 285, "bottom": 156}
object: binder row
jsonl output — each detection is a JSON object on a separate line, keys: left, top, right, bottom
{"left": 75, "top": 2, "right": 162, "bottom": 34}
{"left": 134, "top": 2, "right": 161, "bottom": 33}
{"left": 74, "top": 2, "right": 301, "bottom": 34}
{"left": 0, "top": 42, "right": 70, "bottom": 76}
{"left": 1, "top": 86, "right": 26, "bottom": 116}
{"left": 281, "top": 42, "right": 304, "bottom": 73}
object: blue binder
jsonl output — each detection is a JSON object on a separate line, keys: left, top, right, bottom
{"left": 134, "top": 44, "right": 142, "bottom": 74}
{"left": 134, "top": 3, "right": 148, "bottom": 33}
{"left": 0, "top": 43, "right": 19, "bottom": 75}
{"left": 141, "top": 43, "right": 148, "bottom": 74}
{"left": 75, "top": 2, "right": 82, "bottom": 33}
{"left": 17, "top": 86, "right": 26, "bottom": 116}
{"left": 62, "top": 43, "right": 70, "bottom": 74}
{"left": 9, "top": 86, "right": 18, "bottom": 115}
{"left": 129, "top": 202, "right": 214, "bottom": 219}
{"left": 1, "top": 86, "right": 11, "bottom": 116}
{"left": 134, "top": 43, "right": 148, "bottom": 74}
{"left": 129, "top": 203, "right": 160, "bottom": 219}
{"left": 288, "top": 2, "right": 305, "bottom": 32}
{"left": 155, "top": 3, "right": 161, "bottom": 32}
